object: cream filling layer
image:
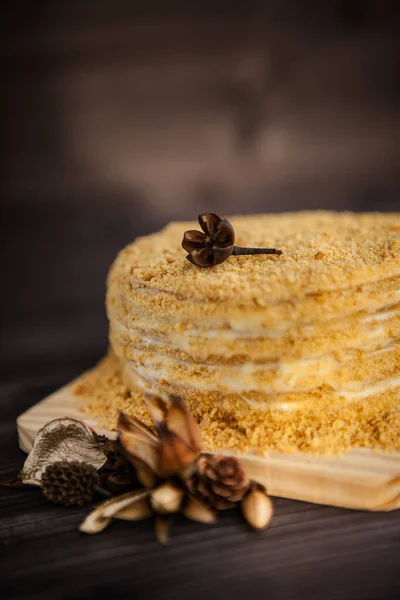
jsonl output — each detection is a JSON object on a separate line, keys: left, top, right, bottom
{"left": 119, "top": 339, "right": 399, "bottom": 395}
{"left": 110, "top": 309, "right": 398, "bottom": 361}
{"left": 121, "top": 280, "right": 400, "bottom": 330}
{"left": 110, "top": 284, "right": 400, "bottom": 411}
{"left": 109, "top": 290, "right": 400, "bottom": 340}
{"left": 122, "top": 359, "right": 400, "bottom": 411}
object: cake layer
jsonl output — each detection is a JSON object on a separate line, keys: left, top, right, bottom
{"left": 107, "top": 211, "right": 400, "bottom": 414}
{"left": 78, "top": 353, "right": 400, "bottom": 457}
{"left": 109, "top": 302, "right": 400, "bottom": 363}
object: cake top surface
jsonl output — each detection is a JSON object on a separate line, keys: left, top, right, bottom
{"left": 110, "top": 211, "right": 400, "bottom": 305}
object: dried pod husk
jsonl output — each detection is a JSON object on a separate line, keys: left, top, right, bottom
{"left": 20, "top": 418, "right": 107, "bottom": 486}
{"left": 114, "top": 498, "right": 152, "bottom": 521}
{"left": 41, "top": 461, "right": 100, "bottom": 507}
{"left": 150, "top": 482, "right": 184, "bottom": 515}
{"left": 154, "top": 516, "right": 171, "bottom": 546}
{"left": 182, "top": 496, "right": 216, "bottom": 524}
{"left": 79, "top": 489, "right": 150, "bottom": 534}
{"left": 241, "top": 483, "right": 273, "bottom": 530}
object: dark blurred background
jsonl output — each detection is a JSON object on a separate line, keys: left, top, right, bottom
{"left": 1, "top": 0, "right": 400, "bottom": 385}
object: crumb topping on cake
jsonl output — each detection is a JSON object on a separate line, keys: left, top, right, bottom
{"left": 108, "top": 211, "right": 400, "bottom": 306}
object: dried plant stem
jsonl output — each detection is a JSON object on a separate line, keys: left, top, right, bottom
{"left": 232, "top": 246, "right": 282, "bottom": 256}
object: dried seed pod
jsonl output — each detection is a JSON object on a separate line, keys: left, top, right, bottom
{"left": 41, "top": 461, "right": 100, "bottom": 506}
{"left": 150, "top": 482, "right": 184, "bottom": 515}
{"left": 182, "top": 496, "right": 216, "bottom": 524}
{"left": 20, "top": 418, "right": 107, "bottom": 486}
{"left": 241, "top": 483, "right": 273, "bottom": 530}
{"left": 154, "top": 516, "right": 170, "bottom": 545}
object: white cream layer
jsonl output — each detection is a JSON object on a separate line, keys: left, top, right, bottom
{"left": 123, "top": 359, "right": 400, "bottom": 411}
{"left": 111, "top": 285, "right": 400, "bottom": 411}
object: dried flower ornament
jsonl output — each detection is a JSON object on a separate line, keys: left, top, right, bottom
{"left": 4, "top": 397, "right": 274, "bottom": 546}
{"left": 80, "top": 393, "right": 273, "bottom": 543}
{"left": 182, "top": 212, "right": 282, "bottom": 267}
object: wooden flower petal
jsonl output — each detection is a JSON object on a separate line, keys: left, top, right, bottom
{"left": 182, "top": 230, "right": 206, "bottom": 252}
{"left": 215, "top": 218, "right": 235, "bottom": 247}
{"left": 114, "top": 498, "right": 152, "bottom": 521}
{"left": 187, "top": 247, "right": 213, "bottom": 268}
{"left": 167, "top": 395, "right": 203, "bottom": 453}
{"left": 145, "top": 395, "right": 169, "bottom": 428}
{"left": 154, "top": 516, "right": 171, "bottom": 545}
{"left": 158, "top": 426, "right": 198, "bottom": 479}
{"left": 117, "top": 412, "right": 159, "bottom": 474}
{"left": 182, "top": 496, "right": 216, "bottom": 524}
{"left": 136, "top": 466, "right": 157, "bottom": 489}
{"left": 209, "top": 246, "right": 233, "bottom": 266}
{"left": 198, "top": 212, "right": 220, "bottom": 237}
{"left": 117, "top": 411, "right": 157, "bottom": 443}
{"left": 79, "top": 489, "right": 150, "bottom": 534}
{"left": 241, "top": 484, "right": 273, "bottom": 530}
{"left": 150, "top": 482, "right": 184, "bottom": 514}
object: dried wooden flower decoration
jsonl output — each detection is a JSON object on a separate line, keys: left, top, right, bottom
{"left": 3, "top": 398, "right": 273, "bottom": 546}
{"left": 80, "top": 394, "right": 273, "bottom": 544}
{"left": 182, "top": 212, "right": 282, "bottom": 267}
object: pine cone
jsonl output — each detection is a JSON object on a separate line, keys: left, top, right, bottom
{"left": 41, "top": 461, "right": 100, "bottom": 506}
{"left": 186, "top": 454, "right": 249, "bottom": 510}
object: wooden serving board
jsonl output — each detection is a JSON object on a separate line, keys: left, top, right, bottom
{"left": 17, "top": 377, "right": 400, "bottom": 512}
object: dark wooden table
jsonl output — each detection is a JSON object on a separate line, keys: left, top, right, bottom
{"left": 1, "top": 203, "right": 400, "bottom": 600}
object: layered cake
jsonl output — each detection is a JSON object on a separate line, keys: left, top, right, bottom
{"left": 79, "top": 211, "right": 400, "bottom": 455}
